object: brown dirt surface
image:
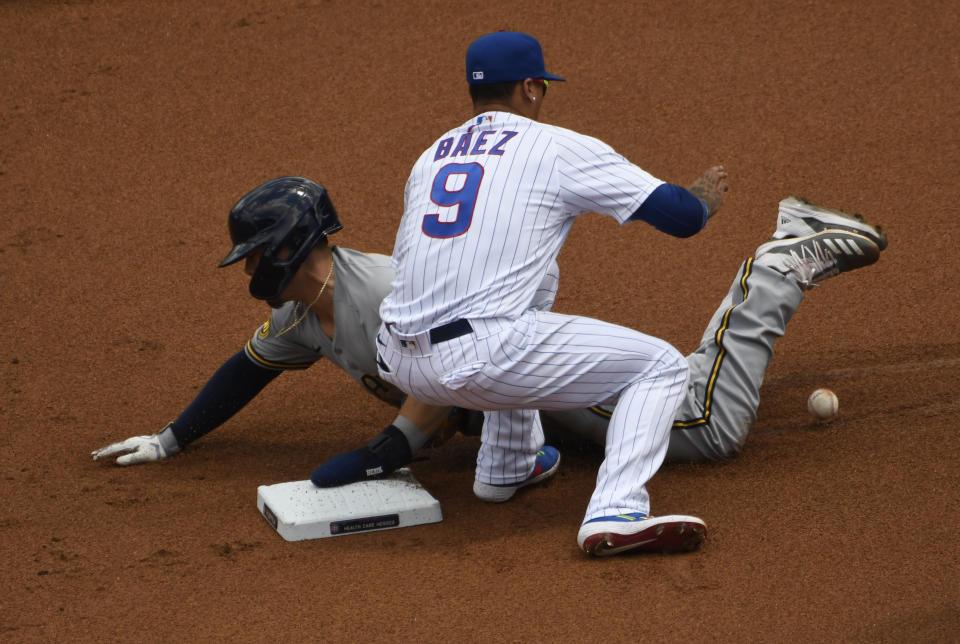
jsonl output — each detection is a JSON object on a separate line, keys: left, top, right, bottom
{"left": 2, "top": 1, "right": 958, "bottom": 642}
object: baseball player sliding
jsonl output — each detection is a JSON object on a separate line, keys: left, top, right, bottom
{"left": 372, "top": 31, "right": 886, "bottom": 557}
{"left": 92, "top": 178, "right": 456, "bottom": 477}
{"left": 91, "top": 175, "right": 886, "bottom": 554}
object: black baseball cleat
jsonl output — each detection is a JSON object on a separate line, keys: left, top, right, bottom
{"left": 754, "top": 229, "right": 881, "bottom": 289}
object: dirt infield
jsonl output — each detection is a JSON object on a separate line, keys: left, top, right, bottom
{"left": 2, "top": 1, "right": 958, "bottom": 641}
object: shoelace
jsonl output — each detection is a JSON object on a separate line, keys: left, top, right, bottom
{"left": 782, "top": 239, "right": 839, "bottom": 288}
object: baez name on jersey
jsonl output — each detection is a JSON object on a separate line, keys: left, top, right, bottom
{"left": 434, "top": 130, "right": 518, "bottom": 161}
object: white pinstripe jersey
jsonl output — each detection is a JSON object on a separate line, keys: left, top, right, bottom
{"left": 380, "top": 111, "right": 664, "bottom": 333}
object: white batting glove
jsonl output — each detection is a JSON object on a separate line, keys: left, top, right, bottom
{"left": 91, "top": 423, "right": 181, "bottom": 466}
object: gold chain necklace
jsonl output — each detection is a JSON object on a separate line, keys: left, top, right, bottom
{"left": 276, "top": 260, "right": 335, "bottom": 337}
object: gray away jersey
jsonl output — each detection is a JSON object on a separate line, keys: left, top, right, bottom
{"left": 245, "top": 246, "right": 405, "bottom": 407}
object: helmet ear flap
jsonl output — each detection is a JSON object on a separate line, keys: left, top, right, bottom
{"left": 248, "top": 250, "right": 296, "bottom": 300}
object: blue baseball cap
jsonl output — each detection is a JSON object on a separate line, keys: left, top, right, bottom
{"left": 466, "top": 31, "right": 565, "bottom": 85}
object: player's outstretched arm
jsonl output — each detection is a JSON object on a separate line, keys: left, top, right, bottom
{"left": 91, "top": 350, "right": 281, "bottom": 466}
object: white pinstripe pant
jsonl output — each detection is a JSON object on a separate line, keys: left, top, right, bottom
{"left": 377, "top": 310, "right": 688, "bottom": 521}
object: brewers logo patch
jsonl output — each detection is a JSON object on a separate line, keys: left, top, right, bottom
{"left": 257, "top": 320, "right": 271, "bottom": 339}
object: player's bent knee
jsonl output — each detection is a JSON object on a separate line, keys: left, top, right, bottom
{"left": 663, "top": 345, "right": 689, "bottom": 383}
{"left": 666, "top": 418, "right": 747, "bottom": 463}
{"left": 708, "top": 430, "right": 747, "bottom": 461}
{"left": 715, "top": 440, "right": 743, "bottom": 460}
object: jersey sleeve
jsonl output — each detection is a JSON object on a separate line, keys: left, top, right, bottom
{"left": 554, "top": 128, "right": 664, "bottom": 224}
{"left": 629, "top": 182, "right": 709, "bottom": 237}
{"left": 244, "top": 304, "right": 323, "bottom": 370}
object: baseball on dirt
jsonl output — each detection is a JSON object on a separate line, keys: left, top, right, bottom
{"left": 807, "top": 388, "right": 839, "bottom": 420}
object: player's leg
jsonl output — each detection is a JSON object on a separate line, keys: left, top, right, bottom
{"left": 473, "top": 408, "right": 561, "bottom": 502}
{"left": 449, "top": 311, "right": 689, "bottom": 517}
{"left": 539, "top": 406, "right": 609, "bottom": 447}
{"left": 666, "top": 258, "right": 803, "bottom": 460}
{"left": 670, "top": 196, "right": 886, "bottom": 460}
{"left": 585, "top": 350, "right": 687, "bottom": 516}
{"left": 538, "top": 257, "right": 802, "bottom": 461}
{"left": 534, "top": 253, "right": 807, "bottom": 461}
{"left": 540, "top": 197, "right": 888, "bottom": 463}
{"left": 527, "top": 321, "right": 700, "bottom": 555}
{"left": 378, "top": 309, "right": 701, "bottom": 554}
{"left": 379, "top": 311, "right": 687, "bottom": 509}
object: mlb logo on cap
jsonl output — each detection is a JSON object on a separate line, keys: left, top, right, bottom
{"left": 465, "top": 31, "right": 565, "bottom": 85}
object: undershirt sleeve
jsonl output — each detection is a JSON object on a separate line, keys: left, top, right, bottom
{"left": 169, "top": 350, "right": 281, "bottom": 447}
{"left": 629, "top": 182, "right": 709, "bottom": 238}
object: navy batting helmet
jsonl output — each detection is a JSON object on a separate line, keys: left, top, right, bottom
{"left": 219, "top": 176, "right": 343, "bottom": 300}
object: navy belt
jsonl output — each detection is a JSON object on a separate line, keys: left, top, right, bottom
{"left": 429, "top": 319, "right": 473, "bottom": 344}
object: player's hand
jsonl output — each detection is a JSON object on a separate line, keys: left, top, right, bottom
{"left": 311, "top": 424, "right": 414, "bottom": 487}
{"left": 310, "top": 446, "right": 389, "bottom": 487}
{"left": 91, "top": 424, "right": 180, "bottom": 466}
{"left": 687, "top": 165, "right": 729, "bottom": 218}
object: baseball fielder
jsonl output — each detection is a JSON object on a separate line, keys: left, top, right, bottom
{"left": 376, "top": 31, "right": 729, "bottom": 556}
{"left": 373, "top": 31, "right": 886, "bottom": 556}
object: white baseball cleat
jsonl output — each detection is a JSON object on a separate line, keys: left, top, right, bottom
{"left": 774, "top": 195, "right": 888, "bottom": 250}
{"left": 578, "top": 512, "right": 706, "bottom": 556}
{"left": 473, "top": 446, "right": 560, "bottom": 503}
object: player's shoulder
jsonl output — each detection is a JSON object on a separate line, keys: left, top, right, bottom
{"left": 253, "top": 301, "right": 323, "bottom": 353}
{"left": 418, "top": 119, "right": 476, "bottom": 156}
{"left": 333, "top": 245, "right": 392, "bottom": 270}
{"left": 246, "top": 302, "right": 322, "bottom": 369}
{"left": 331, "top": 246, "right": 395, "bottom": 303}
{"left": 540, "top": 120, "right": 613, "bottom": 151}
{"left": 247, "top": 301, "right": 305, "bottom": 347}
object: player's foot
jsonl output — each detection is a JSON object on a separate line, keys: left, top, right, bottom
{"left": 754, "top": 229, "right": 881, "bottom": 289}
{"left": 473, "top": 446, "right": 560, "bottom": 503}
{"left": 578, "top": 512, "right": 706, "bottom": 556}
{"left": 774, "top": 195, "right": 888, "bottom": 250}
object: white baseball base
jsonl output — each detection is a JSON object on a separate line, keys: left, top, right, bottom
{"left": 256, "top": 468, "right": 442, "bottom": 541}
